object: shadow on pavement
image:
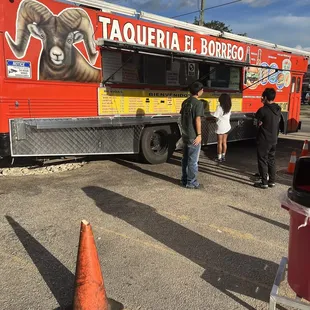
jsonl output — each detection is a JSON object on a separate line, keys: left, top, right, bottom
{"left": 227, "top": 205, "right": 289, "bottom": 231}
{"left": 168, "top": 156, "right": 253, "bottom": 186}
{"left": 113, "top": 157, "right": 253, "bottom": 187}
{"left": 82, "top": 186, "right": 279, "bottom": 310}
{"left": 112, "top": 158, "right": 180, "bottom": 186}
{"left": 172, "top": 137, "right": 301, "bottom": 187}
{"left": 5, "top": 216, "right": 74, "bottom": 309}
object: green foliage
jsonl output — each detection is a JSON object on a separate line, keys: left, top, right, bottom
{"left": 194, "top": 17, "right": 247, "bottom": 36}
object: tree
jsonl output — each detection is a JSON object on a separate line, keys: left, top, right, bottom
{"left": 194, "top": 18, "right": 247, "bottom": 36}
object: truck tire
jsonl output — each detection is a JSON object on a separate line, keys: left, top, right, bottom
{"left": 140, "top": 125, "right": 179, "bottom": 164}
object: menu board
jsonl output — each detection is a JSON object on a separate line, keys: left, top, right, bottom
{"left": 98, "top": 87, "right": 243, "bottom": 115}
{"left": 123, "top": 63, "right": 139, "bottom": 83}
{"left": 166, "top": 61, "right": 181, "bottom": 86}
{"left": 229, "top": 67, "right": 240, "bottom": 90}
{"left": 166, "top": 71, "right": 179, "bottom": 86}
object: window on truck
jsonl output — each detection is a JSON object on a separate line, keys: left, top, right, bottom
{"left": 101, "top": 49, "right": 241, "bottom": 91}
{"left": 291, "top": 77, "right": 296, "bottom": 93}
{"left": 102, "top": 49, "right": 196, "bottom": 87}
{"left": 296, "top": 77, "right": 301, "bottom": 93}
{"left": 199, "top": 63, "right": 241, "bottom": 90}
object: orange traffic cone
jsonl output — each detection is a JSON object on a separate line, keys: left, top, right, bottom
{"left": 301, "top": 140, "right": 309, "bottom": 157}
{"left": 287, "top": 151, "right": 297, "bottom": 175}
{"left": 73, "top": 220, "right": 108, "bottom": 310}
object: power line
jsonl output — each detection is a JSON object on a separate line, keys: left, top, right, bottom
{"left": 171, "top": 0, "right": 242, "bottom": 19}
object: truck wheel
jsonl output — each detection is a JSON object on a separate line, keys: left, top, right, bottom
{"left": 140, "top": 125, "right": 178, "bottom": 164}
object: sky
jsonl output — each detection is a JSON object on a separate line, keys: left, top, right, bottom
{"left": 108, "top": 0, "right": 310, "bottom": 52}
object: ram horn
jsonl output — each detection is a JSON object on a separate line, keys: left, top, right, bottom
{"left": 5, "top": 0, "right": 53, "bottom": 58}
{"left": 58, "top": 9, "right": 98, "bottom": 64}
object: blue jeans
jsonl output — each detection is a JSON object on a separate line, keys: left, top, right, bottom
{"left": 181, "top": 142, "right": 201, "bottom": 187}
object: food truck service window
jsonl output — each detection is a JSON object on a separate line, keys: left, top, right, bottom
{"left": 102, "top": 49, "right": 240, "bottom": 90}
{"left": 199, "top": 63, "right": 241, "bottom": 91}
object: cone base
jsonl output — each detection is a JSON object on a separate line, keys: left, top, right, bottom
{"left": 58, "top": 298, "right": 124, "bottom": 310}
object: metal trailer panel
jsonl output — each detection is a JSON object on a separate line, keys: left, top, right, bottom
{"left": 203, "top": 115, "right": 257, "bottom": 145}
{"left": 9, "top": 114, "right": 257, "bottom": 157}
{"left": 10, "top": 118, "right": 144, "bottom": 156}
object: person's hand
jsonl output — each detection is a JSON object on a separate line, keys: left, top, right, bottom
{"left": 193, "top": 135, "right": 202, "bottom": 146}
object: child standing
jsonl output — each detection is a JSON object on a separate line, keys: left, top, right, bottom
{"left": 212, "top": 93, "right": 232, "bottom": 162}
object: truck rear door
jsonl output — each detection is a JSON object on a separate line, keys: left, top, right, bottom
{"left": 288, "top": 75, "right": 302, "bottom": 132}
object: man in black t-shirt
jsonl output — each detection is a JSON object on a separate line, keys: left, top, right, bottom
{"left": 180, "top": 82, "right": 205, "bottom": 189}
{"left": 254, "top": 88, "right": 281, "bottom": 189}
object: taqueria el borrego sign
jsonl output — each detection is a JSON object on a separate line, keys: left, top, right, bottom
{"left": 98, "top": 15, "right": 246, "bottom": 62}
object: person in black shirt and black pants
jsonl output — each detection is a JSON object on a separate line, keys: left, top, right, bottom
{"left": 254, "top": 88, "right": 281, "bottom": 189}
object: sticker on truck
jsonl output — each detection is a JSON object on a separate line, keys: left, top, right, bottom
{"left": 6, "top": 60, "right": 31, "bottom": 79}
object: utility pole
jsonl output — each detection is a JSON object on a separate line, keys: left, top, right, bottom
{"left": 199, "top": 0, "right": 205, "bottom": 26}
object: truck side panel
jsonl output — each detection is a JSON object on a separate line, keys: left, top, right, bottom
{"left": 1, "top": 0, "right": 102, "bottom": 134}
{"left": 0, "top": 31, "right": 10, "bottom": 156}
{"left": 242, "top": 50, "right": 308, "bottom": 132}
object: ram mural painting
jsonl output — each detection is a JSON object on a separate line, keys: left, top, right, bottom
{"left": 5, "top": 0, "right": 101, "bottom": 83}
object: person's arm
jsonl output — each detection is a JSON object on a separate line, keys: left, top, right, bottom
{"left": 212, "top": 105, "right": 222, "bottom": 118}
{"left": 193, "top": 101, "right": 204, "bottom": 146}
{"left": 193, "top": 117, "right": 202, "bottom": 146}
{"left": 255, "top": 108, "right": 264, "bottom": 126}
{"left": 180, "top": 101, "right": 185, "bottom": 114}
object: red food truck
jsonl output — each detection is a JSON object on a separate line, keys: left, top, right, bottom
{"left": 0, "top": 0, "right": 309, "bottom": 164}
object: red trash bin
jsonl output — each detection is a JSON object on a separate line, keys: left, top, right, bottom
{"left": 282, "top": 157, "right": 310, "bottom": 300}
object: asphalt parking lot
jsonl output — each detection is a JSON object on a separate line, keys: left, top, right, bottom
{"left": 0, "top": 107, "right": 309, "bottom": 310}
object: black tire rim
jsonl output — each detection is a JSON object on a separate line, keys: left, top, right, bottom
{"left": 150, "top": 131, "right": 168, "bottom": 155}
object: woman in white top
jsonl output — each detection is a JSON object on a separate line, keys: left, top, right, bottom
{"left": 212, "top": 93, "right": 232, "bottom": 162}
